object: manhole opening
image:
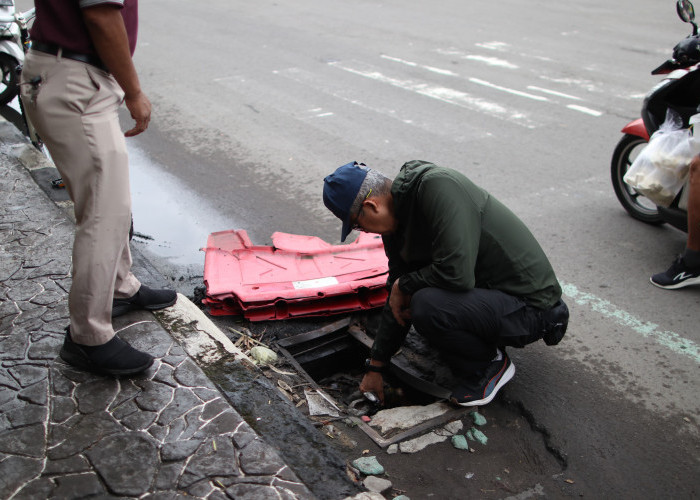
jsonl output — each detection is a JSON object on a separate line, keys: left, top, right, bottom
{"left": 275, "top": 317, "right": 467, "bottom": 447}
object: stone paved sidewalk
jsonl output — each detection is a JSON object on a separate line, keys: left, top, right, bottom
{"left": 0, "top": 119, "right": 322, "bottom": 499}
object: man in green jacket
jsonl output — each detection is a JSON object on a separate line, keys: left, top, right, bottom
{"left": 323, "top": 160, "right": 568, "bottom": 406}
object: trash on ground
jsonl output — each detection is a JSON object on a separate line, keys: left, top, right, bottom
{"left": 304, "top": 388, "right": 341, "bottom": 417}
{"left": 203, "top": 230, "right": 388, "bottom": 320}
{"left": 465, "top": 472, "right": 475, "bottom": 479}
{"left": 248, "top": 345, "right": 278, "bottom": 366}
{"left": 352, "top": 455, "right": 385, "bottom": 475}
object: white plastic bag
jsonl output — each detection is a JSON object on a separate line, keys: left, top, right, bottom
{"left": 623, "top": 109, "right": 693, "bottom": 207}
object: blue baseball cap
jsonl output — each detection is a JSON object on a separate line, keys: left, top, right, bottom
{"left": 323, "top": 161, "right": 369, "bottom": 242}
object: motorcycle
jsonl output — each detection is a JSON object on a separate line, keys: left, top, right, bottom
{"left": 0, "top": 0, "right": 25, "bottom": 106}
{"left": 0, "top": 3, "right": 42, "bottom": 151}
{"left": 611, "top": 0, "right": 700, "bottom": 232}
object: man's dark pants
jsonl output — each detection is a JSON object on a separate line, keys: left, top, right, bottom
{"left": 410, "top": 288, "right": 565, "bottom": 380}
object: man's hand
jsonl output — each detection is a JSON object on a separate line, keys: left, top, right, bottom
{"left": 124, "top": 91, "right": 151, "bottom": 137}
{"left": 389, "top": 279, "right": 411, "bottom": 326}
{"left": 359, "top": 371, "right": 385, "bottom": 405}
{"left": 83, "top": 5, "right": 150, "bottom": 136}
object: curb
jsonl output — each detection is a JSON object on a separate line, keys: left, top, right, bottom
{"left": 1, "top": 117, "right": 239, "bottom": 361}
{"left": 0, "top": 115, "right": 360, "bottom": 499}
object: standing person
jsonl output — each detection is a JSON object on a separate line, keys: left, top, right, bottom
{"left": 323, "top": 161, "right": 569, "bottom": 406}
{"left": 650, "top": 154, "right": 700, "bottom": 289}
{"left": 20, "top": 0, "right": 176, "bottom": 376}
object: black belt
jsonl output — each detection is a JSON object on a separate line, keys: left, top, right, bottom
{"left": 31, "top": 41, "right": 109, "bottom": 72}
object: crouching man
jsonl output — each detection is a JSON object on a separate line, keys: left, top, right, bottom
{"left": 322, "top": 161, "right": 569, "bottom": 406}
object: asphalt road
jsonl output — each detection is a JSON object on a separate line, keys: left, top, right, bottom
{"left": 18, "top": 0, "right": 699, "bottom": 497}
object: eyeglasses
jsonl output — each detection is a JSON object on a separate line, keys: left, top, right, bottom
{"left": 350, "top": 207, "right": 365, "bottom": 232}
{"left": 350, "top": 189, "right": 372, "bottom": 232}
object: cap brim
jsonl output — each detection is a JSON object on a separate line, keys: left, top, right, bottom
{"left": 340, "top": 219, "right": 352, "bottom": 242}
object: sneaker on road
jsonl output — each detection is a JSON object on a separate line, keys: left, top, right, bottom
{"left": 650, "top": 256, "right": 700, "bottom": 290}
{"left": 59, "top": 328, "right": 154, "bottom": 376}
{"left": 450, "top": 351, "right": 515, "bottom": 407}
{"left": 112, "top": 284, "right": 177, "bottom": 317}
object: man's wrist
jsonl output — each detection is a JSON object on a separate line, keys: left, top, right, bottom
{"left": 365, "top": 358, "right": 386, "bottom": 373}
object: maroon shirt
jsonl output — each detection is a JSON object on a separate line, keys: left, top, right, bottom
{"left": 30, "top": 0, "right": 138, "bottom": 56}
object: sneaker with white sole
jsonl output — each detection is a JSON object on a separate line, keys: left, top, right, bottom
{"left": 650, "top": 256, "right": 700, "bottom": 290}
{"left": 449, "top": 351, "right": 515, "bottom": 407}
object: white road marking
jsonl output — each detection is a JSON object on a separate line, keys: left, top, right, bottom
{"left": 385, "top": 52, "right": 600, "bottom": 115}
{"left": 527, "top": 86, "right": 582, "bottom": 101}
{"left": 328, "top": 61, "right": 537, "bottom": 128}
{"left": 381, "top": 55, "right": 459, "bottom": 76}
{"left": 562, "top": 282, "right": 700, "bottom": 364}
{"left": 475, "top": 41, "right": 510, "bottom": 51}
{"left": 436, "top": 47, "right": 518, "bottom": 69}
{"left": 464, "top": 55, "right": 519, "bottom": 69}
{"left": 469, "top": 78, "right": 549, "bottom": 102}
{"left": 566, "top": 104, "right": 603, "bottom": 116}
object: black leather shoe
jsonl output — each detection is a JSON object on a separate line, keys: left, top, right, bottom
{"left": 112, "top": 285, "right": 177, "bottom": 317}
{"left": 59, "top": 328, "right": 154, "bottom": 376}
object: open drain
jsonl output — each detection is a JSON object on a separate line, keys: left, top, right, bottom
{"left": 274, "top": 317, "right": 468, "bottom": 447}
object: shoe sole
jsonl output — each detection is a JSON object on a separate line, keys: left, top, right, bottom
{"left": 59, "top": 347, "right": 154, "bottom": 376}
{"left": 649, "top": 275, "right": 700, "bottom": 290}
{"left": 112, "top": 296, "right": 178, "bottom": 318}
{"left": 452, "top": 362, "right": 516, "bottom": 407}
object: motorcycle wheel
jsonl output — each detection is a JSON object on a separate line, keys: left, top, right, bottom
{"left": 610, "top": 133, "right": 664, "bottom": 225}
{"left": 0, "top": 53, "right": 19, "bottom": 107}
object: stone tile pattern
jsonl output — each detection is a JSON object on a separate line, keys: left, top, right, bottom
{"left": 0, "top": 136, "right": 315, "bottom": 498}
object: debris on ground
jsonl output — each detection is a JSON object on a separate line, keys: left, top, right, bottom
{"left": 342, "top": 493, "right": 385, "bottom": 500}
{"left": 368, "top": 402, "right": 454, "bottom": 435}
{"left": 352, "top": 455, "right": 385, "bottom": 475}
{"left": 203, "top": 230, "right": 388, "bottom": 320}
{"left": 441, "top": 420, "right": 464, "bottom": 435}
{"left": 363, "top": 476, "right": 393, "bottom": 493}
{"left": 305, "top": 388, "right": 341, "bottom": 417}
{"left": 399, "top": 431, "right": 449, "bottom": 454}
{"left": 451, "top": 434, "right": 470, "bottom": 450}
{"left": 471, "top": 411, "right": 487, "bottom": 426}
{"left": 398, "top": 419, "right": 464, "bottom": 454}
{"left": 248, "top": 345, "right": 278, "bottom": 365}
{"left": 470, "top": 427, "right": 488, "bottom": 445}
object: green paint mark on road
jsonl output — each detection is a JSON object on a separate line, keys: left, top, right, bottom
{"left": 561, "top": 282, "right": 699, "bottom": 364}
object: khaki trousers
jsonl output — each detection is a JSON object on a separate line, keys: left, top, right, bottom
{"left": 20, "top": 49, "right": 140, "bottom": 345}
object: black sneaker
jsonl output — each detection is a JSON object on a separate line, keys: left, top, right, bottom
{"left": 449, "top": 351, "right": 515, "bottom": 407}
{"left": 59, "top": 328, "right": 154, "bottom": 376}
{"left": 650, "top": 256, "right": 700, "bottom": 290}
{"left": 112, "top": 285, "right": 177, "bottom": 317}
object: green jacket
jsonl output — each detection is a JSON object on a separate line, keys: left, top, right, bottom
{"left": 370, "top": 160, "right": 562, "bottom": 362}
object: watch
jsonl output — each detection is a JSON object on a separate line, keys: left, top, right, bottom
{"left": 365, "top": 358, "right": 386, "bottom": 373}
